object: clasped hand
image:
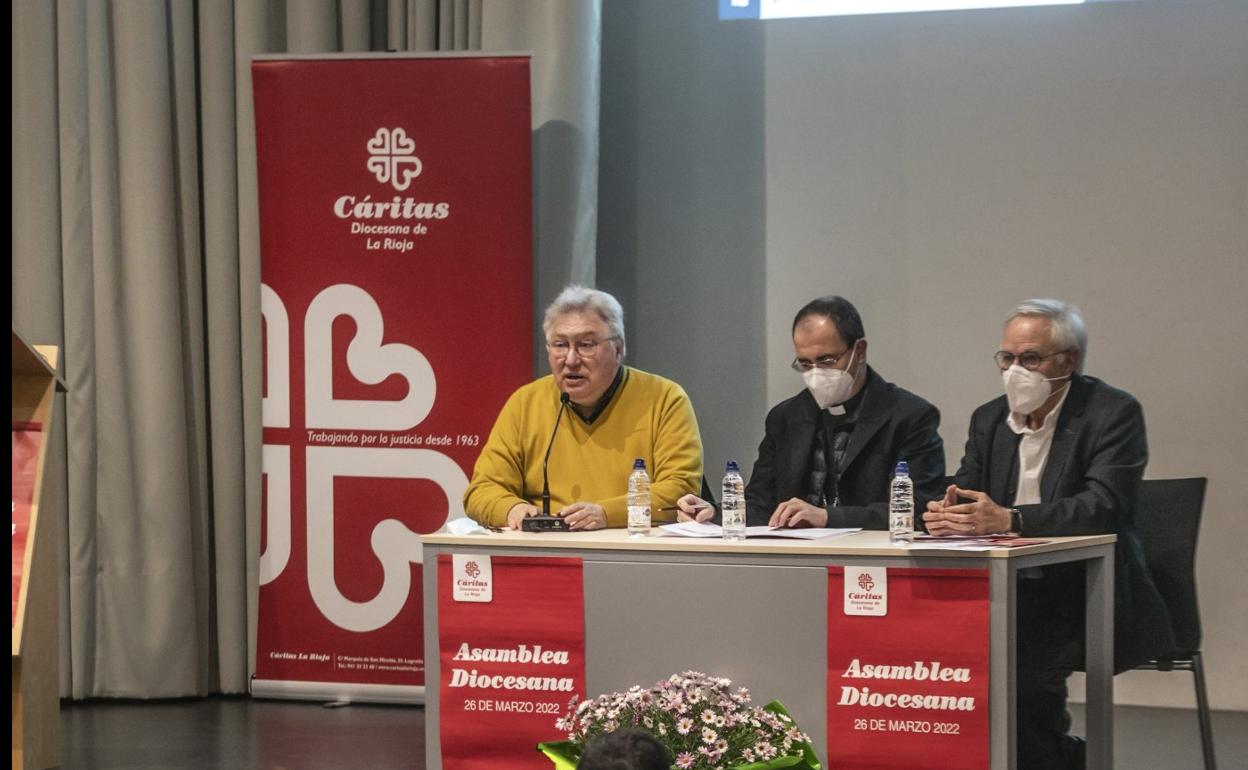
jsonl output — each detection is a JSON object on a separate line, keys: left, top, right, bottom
{"left": 922, "top": 485, "right": 1011, "bottom": 535}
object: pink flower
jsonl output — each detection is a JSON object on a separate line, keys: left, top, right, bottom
{"left": 568, "top": 671, "right": 809, "bottom": 770}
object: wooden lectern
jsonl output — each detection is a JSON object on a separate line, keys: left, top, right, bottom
{"left": 12, "top": 330, "right": 65, "bottom": 770}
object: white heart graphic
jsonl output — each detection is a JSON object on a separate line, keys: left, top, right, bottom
{"left": 390, "top": 156, "right": 423, "bottom": 191}
{"left": 305, "top": 284, "right": 435, "bottom": 430}
{"left": 366, "top": 155, "right": 393, "bottom": 185}
{"left": 366, "top": 127, "right": 395, "bottom": 154}
{"left": 259, "top": 444, "right": 291, "bottom": 585}
{"left": 261, "top": 283, "right": 290, "bottom": 428}
{"left": 388, "top": 127, "right": 416, "bottom": 154}
{"left": 305, "top": 445, "right": 469, "bottom": 632}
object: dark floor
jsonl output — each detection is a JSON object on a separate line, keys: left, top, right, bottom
{"left": 58, "top": 696, "right": 1247, "bottom": 769}
{"left": 60, "top": 696, "right": 424, "bottom": 770}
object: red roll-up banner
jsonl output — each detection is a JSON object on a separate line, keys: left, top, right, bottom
{"left": 438, "top": 555, "right": 586, "bottom": 770}
{"left": 251, "top": 55, "right": 532, "bottom": 701}
{"left": 827, "top": 566, "right": 990, "bottom": 770}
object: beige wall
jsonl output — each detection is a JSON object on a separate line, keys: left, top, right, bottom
{"left": 763, "top": 1, "right": 1248, "bottom": 709}
{"left": 598, "top": 1, "right": 769, "bottom": 477}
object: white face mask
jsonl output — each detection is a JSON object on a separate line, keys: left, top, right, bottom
{"left": 802, "top": 348, "right": 857, "bottom": 410}
{"left": 1002, "top": 365, "right": 1070, "bottom": 415}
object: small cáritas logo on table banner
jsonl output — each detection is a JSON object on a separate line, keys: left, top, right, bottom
{"left": 844, "top": 565, "right": 888, "bottom": 616}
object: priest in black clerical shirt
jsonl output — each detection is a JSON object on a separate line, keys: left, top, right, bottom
{"left": 678, "top": 295, "right": 945, "bottom": 529}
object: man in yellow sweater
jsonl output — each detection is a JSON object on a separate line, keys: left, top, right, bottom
{"left": 464, "top": 286, "right": 703, "bottom": 530}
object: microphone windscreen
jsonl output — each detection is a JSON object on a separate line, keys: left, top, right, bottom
{"left": 560, "top": 392, "right": 570, "bottom": 404}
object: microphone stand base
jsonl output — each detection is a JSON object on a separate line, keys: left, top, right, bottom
{"left": 521, "top": 514, "right": 571, "bottom": 532}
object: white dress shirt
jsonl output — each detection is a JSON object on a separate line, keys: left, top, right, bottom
{"left": 1007, "top": 384, "right": 1072, "bottom": 506}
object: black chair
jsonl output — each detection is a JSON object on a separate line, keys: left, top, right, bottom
{"left": 1131, "top": 477, "right": 1216, "bottom": 770}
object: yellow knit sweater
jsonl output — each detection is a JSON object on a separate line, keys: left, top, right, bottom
{"left": 463, "top": 366, "right": 703, "bottom": 528}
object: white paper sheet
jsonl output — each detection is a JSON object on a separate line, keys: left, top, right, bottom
{"left": 657, "top": 522, "right": 861, "bottom": 540}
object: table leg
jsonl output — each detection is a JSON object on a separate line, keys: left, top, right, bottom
{"left": 423, "top": 553, "right": 443, "bottom": 770}
{"left": 1084, "top": 546, "right": 1115, "bottom": 770}
{"left": 990, "top": 559, "right": 1017, "bottom": 770}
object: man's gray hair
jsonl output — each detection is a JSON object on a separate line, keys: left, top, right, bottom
{"left": 1006, "top": 298, "right": 1087, "bottom": 372}
{"left": 543, "top": 285, "right": 626, "bottom": 354}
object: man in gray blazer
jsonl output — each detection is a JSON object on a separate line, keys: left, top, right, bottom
{"left": 925, "top": 298, "right": 1172, "bottom": 770}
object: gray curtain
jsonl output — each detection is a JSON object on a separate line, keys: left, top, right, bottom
{"left": 10, "top": 0, "right": 599, "bottom": 699}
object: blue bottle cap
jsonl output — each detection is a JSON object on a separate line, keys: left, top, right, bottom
{"left": 726, "top": 460, "right": 740, "bottom": 472}
{"left": 894, "top": 461, "right": 909, "bottom": 475}
{"left": 633, "top": 458, "right": 646, "bottom": 470}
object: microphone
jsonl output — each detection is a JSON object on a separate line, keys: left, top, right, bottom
{"left": 542, "top": 393, "right": 571, "bottom": 516}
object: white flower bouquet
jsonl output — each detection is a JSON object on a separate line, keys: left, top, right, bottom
{"left": 538, "top": 670, "right": 820, "bottom": 770}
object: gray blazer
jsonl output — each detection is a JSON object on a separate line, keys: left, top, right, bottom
{"left": 954, "top": 372, "right": 1175, "bottom": 670}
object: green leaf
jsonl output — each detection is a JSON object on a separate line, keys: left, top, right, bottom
{"left": 536, "top": 740, "right": 580, "bottom": 770}
{"left": 761, "top": 701, "right": 822, "bottom": 770}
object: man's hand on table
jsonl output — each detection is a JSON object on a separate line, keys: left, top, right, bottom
{"left": 560, "top": 502, "right": 607, "bottom": 531}
{"left": 768, "top": 498, "right": 828, "bottom": 528}
{"left": 506, "top": 502, "right": 540, "bottom": 530}
{"left": 675, "top": 494, "right": 716, "bottom": 523}
{"left": 923, "top": 485, "right": 1011, "bottom": 536}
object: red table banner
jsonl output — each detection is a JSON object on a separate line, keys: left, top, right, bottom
{"left": 438, "top": 555, "right": 586, "bottom": 770}
{"left": 11, "top": 423, "right": 43, "bottom": 628}
{"left": 252, "top": 55, "right": 532, "bottom": 697}
{"left": 828, "top": 566, "right": 990, "bottom": 770}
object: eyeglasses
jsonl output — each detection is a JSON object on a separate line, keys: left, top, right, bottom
{"left": 546, "top": 337, "right": 618, "bottom": 359}
{"left": 791, "top": 348, "right": 852, "bottom": 372}
{"left": 993, "top": 350, "right": 1068, "bottom": 371}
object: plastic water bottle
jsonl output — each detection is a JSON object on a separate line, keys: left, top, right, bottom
{"left": 627, "top": 459, "right": 651, "bottom": 536}
{"left": 721, "top": 461, "right": 746, "bottom": 541}
{"left": 890, "top": 461, "right": 914, "bottom": 544}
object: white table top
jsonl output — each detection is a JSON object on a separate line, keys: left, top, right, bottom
{"left": 421, "top": 527, "right": 1115, "bottom": 558}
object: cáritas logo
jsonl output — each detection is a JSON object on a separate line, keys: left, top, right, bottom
{"left": 331, "top": 128, "right": 450, "bottom": 232}
{"left": 844, "top": 565, "right": 888, "bottom": 616}
{"left": 366, "top": 128, "right": 423, "bottom": 191}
